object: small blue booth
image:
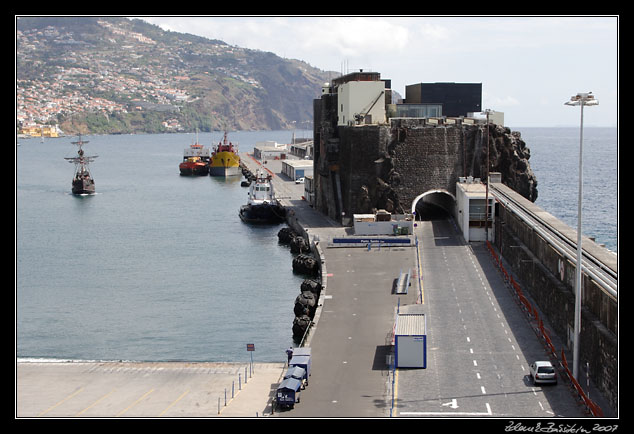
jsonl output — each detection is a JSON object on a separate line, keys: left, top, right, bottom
{"left": 288, "top": 354, "right": 311, "bottom": 383}
{"left": 276, "top": 377, "right": 302, "bottom": 408}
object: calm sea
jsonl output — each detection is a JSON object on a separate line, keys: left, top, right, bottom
{"left": 517, "top": 127, "right": 618, "bottom": 253}
{"left": 15, "top": 127, "right": 617, "bottom": 363}
{"left": 16, "top": 130, "right": 310, "bottom": 363}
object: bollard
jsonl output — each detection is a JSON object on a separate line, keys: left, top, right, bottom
{"left": 218, "top": 397, "right": 220, "bottom": 415}
{"left": 232, "top": 380, "right": 235, "bottom": 398}
{"left": 224, "top": 388, "right": 227, "bottom": 406}
{"left": 239, "top": 373, "right": 241, "bottom": 390}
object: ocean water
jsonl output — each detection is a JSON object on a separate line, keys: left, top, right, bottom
{"left": 516, "top": 127, "right": 618, "bottom": 253}
{"left": 16, "top": 130, "right": 310, "bottom": 363}
{"left": 15, "top": 127, "right": 617, "bottom": 363}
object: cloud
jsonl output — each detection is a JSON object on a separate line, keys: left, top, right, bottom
{"left": 486, "top": 95, "right": 521, "bottom": 108}
{"left": 136, "top": 16, "right": 617, "bottom": 127}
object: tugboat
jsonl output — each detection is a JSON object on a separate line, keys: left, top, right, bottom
{"left": 64, "top": 135, "right": 97, "bottom": 195}
{"left": 239, "top": 170, "right": 286, "bottom": 224}
{"left": 209, "top": 131, "right": 241, "bottom": 177}
{"left": 179, "top": 136, "right": 210, "bottom": 176}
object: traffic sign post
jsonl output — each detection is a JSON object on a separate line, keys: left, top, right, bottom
{"left": 246, "top": 343, "right": 255, "bottom": 376}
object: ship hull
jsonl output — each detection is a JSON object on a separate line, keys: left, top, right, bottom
{"left": 71, "top": 178, "right": 95, "bottom": 195}
{"left": 209, "top": 151, "right": 241, "bottom": 177}
{"left": 179, "top": 164, "right": 209, "bottom": 176}
{"left": 239, "top": 203, "right": 286, "bottom": 224}
{"left": 209, "top": 165, "right": 241, "bottom": 177}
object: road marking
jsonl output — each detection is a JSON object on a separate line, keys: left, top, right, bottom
{"left": 158, "top": 389, "right": 189, "bottom": 417}
{"left": 116, "top": 389, "right": 155, "bottom": 417}
{"left": 38, "top": 387, "right": 84, "bottom": 417}
{"left": 76, "top": 389, "right": 117, "bottom": 416}
{"left": 481, "top": 386, "right": 487, "bottom": 394}
{"left": 400, "top": 402, "right": 492, "bottom": 417}
{"left": 441, "top": 398, "right": 458, "bottom": 408}
{"left": 416, "top": 235, "right": 425, "bottom": 304}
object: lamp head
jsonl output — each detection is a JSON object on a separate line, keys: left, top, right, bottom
{"left": 565, "top": 92, "right": 599, "bottom": 106}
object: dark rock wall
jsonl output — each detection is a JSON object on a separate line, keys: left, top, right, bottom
{"left": 313, "top": 105, "right": 539, "bottom": 221}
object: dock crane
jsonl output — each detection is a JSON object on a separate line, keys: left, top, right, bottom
{"left": 354, "top": 90, "right": 385, "bottom": 125}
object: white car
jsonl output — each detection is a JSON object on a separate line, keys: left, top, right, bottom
{"left": 529, "top": 361, "right": 557, "bottom": 385}
{"left": 295, "top": 177, "right": 305, "bottom": 184}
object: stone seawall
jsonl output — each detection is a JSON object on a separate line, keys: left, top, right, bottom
{"left": 493, "top": 190, "right": 617, "bottom": 413}
{"left": 313, "top": 116, "right": 538, "bottom": 222}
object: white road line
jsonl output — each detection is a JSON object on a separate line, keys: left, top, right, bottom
{"left": 400, "top": 403, "right": 492, "bottom": 417}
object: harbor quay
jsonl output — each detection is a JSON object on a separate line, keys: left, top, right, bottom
{"left": 241, "top": 153, "right": 614, "bottom": 419}
{"left": 16, "top": 152, "right": 614, "bottom": 419}
{"left": 16, "top": 361, "right": 285, "bottom": 418}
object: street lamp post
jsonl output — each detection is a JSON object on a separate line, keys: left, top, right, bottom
{"left": 484, "top": 109, "right": 493, "bottom": 242}
{"left": 564, "top": 92, "right": 598, "bottom": 380}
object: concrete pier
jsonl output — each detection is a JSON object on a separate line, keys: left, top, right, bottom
{"left": 16, "top": 361, "right": 285, "bottom": 418}
{"left": 16, "top": 151, "right": 615, "bottom": 418}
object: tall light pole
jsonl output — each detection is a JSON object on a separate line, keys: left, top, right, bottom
{"left": 484, "top": 109, "right": 492, "bottom": 242}
{"left": 564, "top": 92, "right": 598, "bottom": 380}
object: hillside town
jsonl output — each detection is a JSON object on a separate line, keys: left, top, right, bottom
{"left": 16, "top": 18, "right": 273, "bottom": 136}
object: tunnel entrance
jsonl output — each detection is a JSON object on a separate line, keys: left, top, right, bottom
{"left": 412, "top": 190, "right": 456, "bottom": 221}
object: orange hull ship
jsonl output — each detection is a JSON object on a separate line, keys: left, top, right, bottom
{"left": 179, "top": 142, "right": 210, "bottom": 176}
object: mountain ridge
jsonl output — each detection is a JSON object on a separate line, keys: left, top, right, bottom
{"left": 16, "top": 16, "right": 335, "bottom": 134}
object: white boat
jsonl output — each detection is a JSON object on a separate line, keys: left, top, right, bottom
{"left": 239, "top": 170, "right": 286, "bottom": 224}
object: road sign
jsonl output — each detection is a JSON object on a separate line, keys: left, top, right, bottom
{"left": 246, "top": 343, "right": 255, "bottom": 352}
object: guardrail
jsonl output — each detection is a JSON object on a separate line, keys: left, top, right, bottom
{"left": 485, "top": 241, "right": 604, "bottom": 417}
{"left": 491, "top": 185, "right": 617, "bottom": 300}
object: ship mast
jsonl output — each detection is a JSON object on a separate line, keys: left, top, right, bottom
{"left": 65, "top": 134, "right": 97, "bottom": 178}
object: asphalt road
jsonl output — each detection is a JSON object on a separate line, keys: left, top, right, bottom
{"left": 278, "top": 244, "right": 419, "bottom": 417}
{"left": 393, "top": 219, "right": 586, "bottom": 418}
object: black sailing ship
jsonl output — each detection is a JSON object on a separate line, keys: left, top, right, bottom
{"left": 64, "top": 135, "right": 98, "bottom": 195}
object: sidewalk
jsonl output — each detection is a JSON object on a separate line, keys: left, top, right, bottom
{"left": 215, "top": 363, "right": 286, "bottom": 417}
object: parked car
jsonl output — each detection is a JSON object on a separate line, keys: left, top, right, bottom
{"left": 529, "top": 361, "right": 557, "bottom": 385}
{"left": 295, "top": 177, "right": 305, "bottom": 184}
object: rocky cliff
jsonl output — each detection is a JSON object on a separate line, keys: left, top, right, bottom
{"left": 313, "top": 116, "right": 538, "bottom": 222}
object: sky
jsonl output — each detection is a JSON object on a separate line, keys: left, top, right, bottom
{"left": 137, "top": 16, "right": 618, "bottom": 128}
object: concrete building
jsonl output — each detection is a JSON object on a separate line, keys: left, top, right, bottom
{"left": 405, "top": 82, "right": 482, "bottom": 117}
{"left": 281, "top": 159, "right": 313, "bottom": 181}
{"left": 253, "top": 141, "right": 288, "bottom": 160}
{"left": 322, "top": 71, "right": 389, "bottom": 127}
{"left": 455, "top": 176, "right": 495, "bottom": 243}
{"left": 352, "top": 211, "right": 414, "bottom": 236}
{"left": 337, "top": 80, "right": 386, "bottom": 126}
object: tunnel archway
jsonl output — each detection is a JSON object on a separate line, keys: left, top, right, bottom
{"left": 411, "top": 190, "right": 456, "bottom": 221}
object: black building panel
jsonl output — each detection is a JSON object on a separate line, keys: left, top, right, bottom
{"left": 407, "top": 83, "right": 482, "bottom": 117}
